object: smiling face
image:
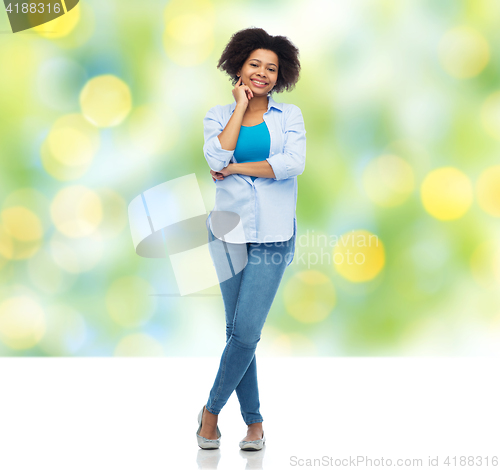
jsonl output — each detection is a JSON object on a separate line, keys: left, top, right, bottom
{"left": 237, "top": 49, "right": 279, "bottom": 95}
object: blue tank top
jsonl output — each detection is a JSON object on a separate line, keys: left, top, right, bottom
{"left": 234, "top": 121, "right": 271, "bottom": 182}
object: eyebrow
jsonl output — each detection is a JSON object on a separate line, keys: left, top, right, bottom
{"left": 249, "top": 59, "right": 278, "bottom": 67}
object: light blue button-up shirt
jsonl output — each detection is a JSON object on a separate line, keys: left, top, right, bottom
{"left": 203, "top": 95, "right": 306, "bottom": 265}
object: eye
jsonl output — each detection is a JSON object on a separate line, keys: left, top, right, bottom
{"left": 250, "top": 63, "right": 275, "bottom": 71}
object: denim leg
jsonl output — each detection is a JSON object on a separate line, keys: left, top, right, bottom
{"left": 206, "top": 226, "right": 261, "bottom": 423}
{"left": 205, "top": 230, "right": 295, "bottom": 420}
{"left": 234, "top": 351, "right": 261, "bottom": 424}
{"left": 220, "top": 264, "right": 262, "bottom": 424}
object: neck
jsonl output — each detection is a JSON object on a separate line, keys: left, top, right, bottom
{"left": 246, "top": 95, "right": 269, "bottom": 112}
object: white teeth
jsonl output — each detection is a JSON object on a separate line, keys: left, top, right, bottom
{"left": 252, "top": 80, "right": 267, "bottom": 85}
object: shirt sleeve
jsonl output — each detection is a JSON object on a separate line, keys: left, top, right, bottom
{"left": 203, "top": 106, "right": 234, "bottom": 172}
{"left": 265, "top": 104, "right": 306, "bottom": 181}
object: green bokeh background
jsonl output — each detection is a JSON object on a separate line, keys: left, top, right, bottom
{"left": 0, "top": 0, "right": 499, "bottom": 357}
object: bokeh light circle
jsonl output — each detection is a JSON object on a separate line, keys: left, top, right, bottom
{"left": 476, "top": 165, "right": 500, "bottom": 217}
{"left": 0, "top": 296, "right": 46, "bottom": 350}
{"left": 333, "top": 230, "right": 385, "bottom": 282}
{"left": 470, "top": 240, "right": 500, "bottom": 291}
{"left": 420, "top": 167, "right": 473, "bottom": 220}
{"left": 33, "top": 3, "right": 81, "bottom": 38}
{"left": 163, "top": 0, "right": 215, "bottom": 66}
{"left": 1, "top": 206, "right": 43, "bottom": 242}
{"left": 438, "top": 26, "right": 490, "bottom": 78}
{"left": 92, "top": 188, "right": 128, "bottom": 239}
{"left": 41, "top": 114, "right": 100, "bottom": 181}
{"left": 48, "top": 127, "right": 94, "bottom": 166}
{"left": 0, "top": 207, "right": 43, "bottom": 260}
{"left": 481, "top": 91, "right": 500, "bottom": 141}
{"left": 0, "top": 225, "right": 14, "bottom": 267}
{"left": 80, "top": 75, "right": 132, "bottom": 127}
{"left": 49, "top": 231, "right": 103, "bottom": 273}
{"left": 50, "top": 185, "right": 103, "bottom": 237}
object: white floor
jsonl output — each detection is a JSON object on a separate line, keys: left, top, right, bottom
{"left": 0, "top": 358, "right": 498, "bottom": 470}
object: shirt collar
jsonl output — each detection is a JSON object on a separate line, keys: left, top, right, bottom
{"left": 229, "top": 94, "right": 283, "bottom": 114}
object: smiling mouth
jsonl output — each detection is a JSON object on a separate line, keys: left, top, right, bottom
{"left": 251, "top": 79, "right": 268, "bottom": 86}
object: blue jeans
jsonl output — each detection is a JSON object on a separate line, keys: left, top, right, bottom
{"left": 205, "top": 224, "right": 296, "bottom": 425}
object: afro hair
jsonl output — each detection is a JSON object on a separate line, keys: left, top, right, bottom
{"left": 216, "top": 27, "right": 301, "bottom": 95}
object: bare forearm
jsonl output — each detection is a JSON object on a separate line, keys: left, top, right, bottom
{"left": 217, "top": 103, "right": 247, "bottom": 150}
{"left": 230, "top": 161, "right": 276, "bottom": 178}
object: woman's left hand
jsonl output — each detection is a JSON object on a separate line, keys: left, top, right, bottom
{"left": 211, "top": 164, "right": 234, "bottom": 179}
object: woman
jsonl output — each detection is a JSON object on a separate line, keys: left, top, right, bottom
{"left": 196, "top": 27, "right": 306, "bottom": 451}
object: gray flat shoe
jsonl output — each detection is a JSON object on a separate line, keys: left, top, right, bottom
{"left": 239, "top": 430, "right": 265, "bottom": 451}
{"left": 196, "top": 406, "right": 221, "bottom": 450}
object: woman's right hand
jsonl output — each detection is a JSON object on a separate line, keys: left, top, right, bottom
{"left": 232, "top": 76, "right": 253, "bottom": 106}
